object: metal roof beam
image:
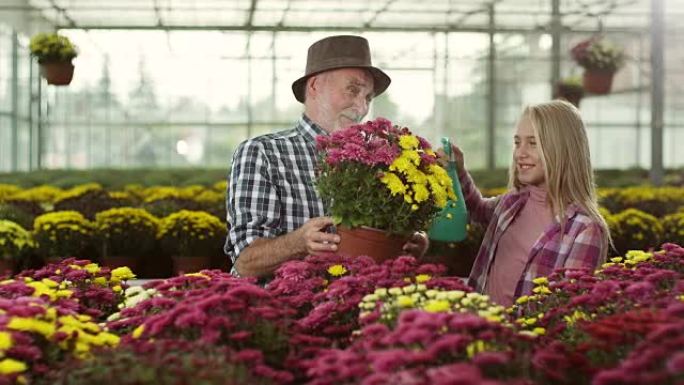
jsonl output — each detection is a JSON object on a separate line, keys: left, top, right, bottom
{"left": 246, "top": 0, "right": 258, "bottom": 28}
{"left": 363, "top": 0, "right": 396, "bottom": 28}
{"left": 48, "top": 0, "right": 76, "bottom": 28}
{"left": 58, "top": 24, "right": 647, "bottom": 35}
{"left": 153, "top": 0, "right": 164, "bottom": 28}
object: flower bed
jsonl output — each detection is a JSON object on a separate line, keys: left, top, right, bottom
{"left": 0, "top": 244, "right": 678, "bottom": 384}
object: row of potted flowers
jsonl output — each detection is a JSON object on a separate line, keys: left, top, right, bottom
{"left": 0, "top": 242, "right": 681, "bottom": 384}
{"left": 2, "top": 182, "right": 682, "bottom": 219}
{"left": 0, "top": 203, "right": 681, "bottom": 281}
{"left": 0, "top": 208, "right": 226, "bottom": 277}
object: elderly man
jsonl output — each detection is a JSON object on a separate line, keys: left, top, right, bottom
{"left": 226, "top": 35, "right": 427, "bottom": 278}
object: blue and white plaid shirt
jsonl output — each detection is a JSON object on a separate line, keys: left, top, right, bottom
{"left": 225, "top": 115, "right": 327, "bottom": 271}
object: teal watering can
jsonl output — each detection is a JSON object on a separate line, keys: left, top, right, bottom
{"left": 427, "top": 137, "right": 468, "bottom": 242}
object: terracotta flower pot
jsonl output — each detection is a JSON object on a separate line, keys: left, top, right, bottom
{"left": 0, "top": 258, "right": 15, "bottom": 276}
{"left": 336, "top": 226, "right": 410, "bottom": 263}
{"left": 39, "top": 61, "right": 75, "bottom": 86}
{"left": 172, "top": 255, "right": 212, "bottom": 275}
{"left": 583, "top": 69, "right": 615, "bottom": 95}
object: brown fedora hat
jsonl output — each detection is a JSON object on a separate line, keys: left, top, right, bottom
{"left": 292, "top": 35, "right": 391, "bottom": 103}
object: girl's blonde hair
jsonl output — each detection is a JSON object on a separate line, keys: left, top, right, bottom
{"left": 507, "top": 100, "right": 611, "bottom": 257}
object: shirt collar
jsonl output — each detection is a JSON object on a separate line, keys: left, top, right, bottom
{"left": 297, "top": 114, "right": 328, "bottom": 144}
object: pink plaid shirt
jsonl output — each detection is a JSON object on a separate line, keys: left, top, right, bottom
{"left": 460, "top": 171, "right": 607, "bottom": 298}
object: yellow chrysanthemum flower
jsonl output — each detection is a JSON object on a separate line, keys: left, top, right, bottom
{"left": 0, "top": 331, "right": 12, "bottom": 350}
{"left": 466, "top": 340, "right": 488, "bottom": 358}
{"left": 396, "top": 295, "right": 415, "bottom": 308}
{"left": 327, "top": 264, "right": 348, "bottom": 277}
{"left": 132, "top": 324, "right": 145, "bottom": 339}
{"left": 185, "top": 272, "right": 210, "bottom": 279}
{"left": 415, "top": 274, "right": 431, "bottom": 283}
{"left": 7, "top": 317, "right": 55, "bottom": 338}
{"left": 412, "top": 183, "right": 430, "bottom": 203}
{"left": 423, "top": 299, "right": 451, "bottom": 313}
{"left": 380, "top": 172, "right": 407, "bottom": 196}
{"left": 27, "top": 281, "right": 57, "bottom": 301}
{"left": 84, "top": 263, "right": 100, "bottom": 274}
{"left": 111, "top": 266, "right": 135, "bottom": 282}
{"left": 398, "top": 134, "right": 419, "bottom": 150}
{"left": 0, "top": 358, "right": 27, "bottom": 374}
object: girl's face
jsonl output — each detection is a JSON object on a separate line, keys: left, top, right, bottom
{"left": 514, "top": 114, "right": 546, "bottom": 188}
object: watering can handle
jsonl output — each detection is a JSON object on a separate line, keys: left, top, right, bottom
{"left": 441, "top": 137, "right": 454, "bottom": 163}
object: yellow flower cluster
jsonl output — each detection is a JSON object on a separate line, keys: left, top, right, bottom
{"left": 0, "top": 220, "right": 34, "bottom": 257}
{"left": 3, "top": 262, "right": 134, "bottom": 298}
{"left": 599, "top": 250, "right": 653, "bottom": 270}
{"left": 509, "top": 277, "right": 556, "bottom": 337}
{"left": 607, "top": 186, "right": 684, "bottom": 208}
{"left": 158, "top": 210, "right": 223, "bottom": 241}
{"left": 195, "top": 190, "right": 223, "bottom": 204}
{"left": 380, "top": 134, "right": 456, "bottom": 211}
{"left": 95, "top": 207, "right": 159, "bottom": 241}
{"left": 142, "top": 185, "right": 207, "bottom": 204}
{"left": 359, "top": 284, "right": 506, "bottom": 325}
{"left": 8, "top": 185, "right": 63, "bottom": 205}
{"left": 212, "top": 181, "right": 228, "bottom": 193}
{"left": 0, "top": 184, "right": 21, "bottom": 202}
{"left": 2, "top": 300, "right": 119, "bottom": 366}
{"left": 54, "top": 183, "right": 103, "bottom": 205}
{"left": 29, "top": 32, "right": 78, "bottom": 62}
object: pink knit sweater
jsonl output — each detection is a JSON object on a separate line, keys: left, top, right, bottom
{"left": 484, "top": 185, "right": 553, "bottom": 306}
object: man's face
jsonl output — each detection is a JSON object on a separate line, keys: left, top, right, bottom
{"left": 309, "top": 68, "right": 375, "bottom": 133}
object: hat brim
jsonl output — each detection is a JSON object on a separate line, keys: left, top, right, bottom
{"left": 291, "top": 66, "right": 391, "bottom": 103}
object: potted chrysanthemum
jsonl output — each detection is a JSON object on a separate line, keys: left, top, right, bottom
{"left": 316, "top": 117, "right": 456, "bottom": 262}
{"left": 32, "top": 210, "right": 94, "bottom": 262}
{"left": 94, "top": 207, "right": 159, "bottom": 274}
{"left": 0, "top": 219, "right": 33, "bottom": 274}
{"left": 570, "top": 36, "right": 625, "bottom": 94}
{"left": 157, "top": 210, "right": 226, "bottom": 274}
{"left": 29, "top": 32, "right": 78, "bottom": 86}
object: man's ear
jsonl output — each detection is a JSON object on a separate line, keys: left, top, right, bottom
{"left": 306, "top": 74, "right": 321, "bottom": 100}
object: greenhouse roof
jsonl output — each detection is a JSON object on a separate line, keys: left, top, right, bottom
{"left": 10, "top": 0, "right": 679, "bottom": 33}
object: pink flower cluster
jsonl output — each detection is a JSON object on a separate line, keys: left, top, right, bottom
{"left": 520, "top": 243, "right": 684, "bottom": 384}
{"left": 109, "top": 271, "right": 296, "bottom": 384}
{"left": 304, "top": 310, "right": 534, "bottom": 385}
{"left": 315, "top": 117, "right": 430, "bottom": 167}
{"left": 269, "top": 254, "right": 470, "bottom": 347}
{"left": 1, "top": 243, "right": 681, "bottom": 385}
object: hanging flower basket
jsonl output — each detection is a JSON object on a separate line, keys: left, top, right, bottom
{"left": 39, "top": 60, "right": 75, "bottom": 86}
{"left": 570, "top": 36, "right": 625, "bottom": 96}
{"left": 582, "top": 69, "right": 615, "bottom": 95}
{"left": 29, "top": 32, "right": 78, "bottom": 87}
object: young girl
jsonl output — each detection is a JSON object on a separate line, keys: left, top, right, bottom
{"left": 449, "top": 100, "right": 610, "bottom": 306}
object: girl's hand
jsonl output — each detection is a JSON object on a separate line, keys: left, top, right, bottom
{"left": 435, "top": 140, "right": 466, "bottom": 175}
